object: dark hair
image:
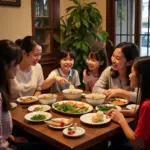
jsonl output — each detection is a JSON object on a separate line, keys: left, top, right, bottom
{"left": 133, "top": 56, "right": 150, "bottom": 123}
{"left": 15, "top": 39, "right": 22, "bottom": 47}
{"left": 19, "top": 36, "right": 40, "bottom": 54}
{"left": 86, "top": 48, "right": 108, "bottom": 76}
{"left": 58, "top": 50, "right": 75, "bottom": 62}
{"left": 0, "top": 40, "right": 22, "bottom": 111}
{"left": 111, "top": 42, "right": 139, "bottom": 84}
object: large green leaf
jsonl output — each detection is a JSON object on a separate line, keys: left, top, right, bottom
{"left": 66, "top": 6, "right": 77, "bottom": 13}
{"left": 53, "top": 34, "right": 60, "bottom": 43}
{"left": 69, "top": 0, "right": 79, "bottom": 5}
{"left": 81, "top": 18, "right": 89, "bottom": 27}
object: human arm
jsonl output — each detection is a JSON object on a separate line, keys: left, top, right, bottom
{"left": 120, "top": 109, "right": 137, "bottom": 117}
{"left": 104, "top": 89, "right": 138, "bottom": 103}
{"left": 92, "top": 67, "right": 110, "bottom": 93}
{"left": 41, "top": 70, "right": 70, "bottom": 90}
{"left": 107, "top": 109, "right": 144, "bottom": 148}
{"left": 9, "top": 135, "right": 27, "bottom": 143}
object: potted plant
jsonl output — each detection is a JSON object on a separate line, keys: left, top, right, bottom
{"left": 54, "top": 0, "right": 112, "bottom": 85}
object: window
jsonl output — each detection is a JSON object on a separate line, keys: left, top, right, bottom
{"left": 106, "top": 0, "right": 150, "bottom": 57}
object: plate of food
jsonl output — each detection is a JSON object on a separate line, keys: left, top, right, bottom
{"left": 80, "top": 111, "right": 111, "bottom": 125}
{"left": 17, "top": 96, "right": 38, "bottom": 104}
{"left": 95, "top": 104, "right": 121, "bottom": 112}
{"left": 28, "top": 105, "right": 51, "bottom": 112}
{"left": 126, "top": 104, "right": 139, "bottom": 110}
{"left": 24, "top": 111, "right": 52, "bottom": 122}
{"left": 63, "top": 126, "right": 85, "bottom": 137}
{"left": 52, "top": 100, "right": 93, "bottom": 115}
{"left": 10, "top": 102, "right": 17, "bottom": 109}
{"left": 45, "top": 118, "right": 73, "bottom": 129}
{"left": 109, "top": 98, "right": 129, "bottom": 106}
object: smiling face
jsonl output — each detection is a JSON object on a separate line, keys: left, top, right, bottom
{"left": 86, "top": 57, "right": 101, "bottom": 72}
{"left": 129, "top": 65, "right": 138, "bottom": 88}
{"left": 60, "top": 54, "right": 74, "bottom": 73}
{"left": 111, "top": 48, "right": 128, "bottom": 72}
{"left": 24, "top": 44, "right": 42, "bottom": 66}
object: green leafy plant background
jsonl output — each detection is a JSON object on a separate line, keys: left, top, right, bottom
{"left": 54, "top": 0, "right": 112, "bottom": 88}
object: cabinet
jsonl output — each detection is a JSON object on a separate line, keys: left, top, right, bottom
{"left": 31, "top": 0, "right": 60, "bottom": 78}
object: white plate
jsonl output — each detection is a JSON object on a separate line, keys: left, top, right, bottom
{"left": 126, "top": 104, "right": 139, "bottom": 110}
{"left": 17, "top": 96, "right": 38, "bottom": 104}
{"left": 80, "top": 113, "right": 111, "bottom": 125}
{"left": 63, "top": 127, "right": 85, "bottom": 137}
{"left": 95, "top": 104, "right": 121, "bottom": 112}
{"left": 10, "top": 102, "right": 17, "bottom": 109}
{"left": 28, "top": 105, "right": 51, "bottom": 112}
{"left": 110, "top": 98, "right": 129, "bottom": 106}
{"left": 24, "top": 111, "right": 52, "bottom": 122}
{"left": 46, "top": 118, "right": 73, "bottom": 129}
{"left": 52, "top": 100, "right": 93, "bottom": 115}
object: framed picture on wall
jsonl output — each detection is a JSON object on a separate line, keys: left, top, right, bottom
{"left": 0, "top": 0, "right": 21, "bottom": 7}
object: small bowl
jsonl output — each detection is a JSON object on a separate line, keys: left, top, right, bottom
{"left": 62, "top": 89, "right": 83, "bottom": 100}
{"left": 85, "top": 93, "right": 106, "bottom": 106}
{"left": 38, "top": 94, "right": 57, "bottom": 105}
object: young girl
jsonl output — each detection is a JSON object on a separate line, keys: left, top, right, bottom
{"left": 10, "top": 36, "right": 44, "bottom": 98}
{"left": 83, "top": 48, "right": 108, "bottom": 92}
{"left": 41, "top": 50, "right": 80, "bottom": 93}
{"left": 92, "top": 42, "right": 139, "bottom": 103}
{"left": 0, "top": 40, "right": 22, "bottom": 150}
{"left": 107, "top": 56, "right": 150, "bottom": 150}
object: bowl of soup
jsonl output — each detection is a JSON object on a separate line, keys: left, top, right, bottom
{"left": 62, "top": 89, "right": 83, "bottom": 100}
{"left": 85, "top": 93, "right": 106, "bottom": 106}
{"left": 38, "top": 94, "right": 57, "bottom": 105}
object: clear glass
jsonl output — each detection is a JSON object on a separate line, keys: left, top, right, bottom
{"left": 33, "top": 0, "right": 51, "bottom": 53}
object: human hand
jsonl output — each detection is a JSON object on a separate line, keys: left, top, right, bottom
{"left": 104, "top": 89, "right": 122, "bottom": 102}
{"left": 10, "top": 135, "right": 28, "bottom": 144}
{"left": 55, "top": 76, "right": 70, "bottom": 86}
{"left": 106, "top": 109, "right": 126, "bottom": 124}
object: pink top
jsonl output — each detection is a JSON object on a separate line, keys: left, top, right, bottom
{"left": 135, "top": 100, "right": 150, "bottom": 150}
{"left": 0, "top": 93, "right": 13, "bottom": 148}
{"left": 83, "top": 70, "right": 99, "bottom": 92}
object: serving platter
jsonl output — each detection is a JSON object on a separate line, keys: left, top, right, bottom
{"left": 52, "top": 100, "right": 93, "bottom": 115}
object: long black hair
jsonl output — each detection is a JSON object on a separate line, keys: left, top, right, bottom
{"left": 0, "top": 40, "right": 22, "bottom": 111}
{"left": 111, "top": 42, "right": 139, "bottom": 85}
{"left": 133, "top": 56, "right": 150, "bottom": 122}
{"left": 86, "top": 48, "right": 108, "bottom": 76}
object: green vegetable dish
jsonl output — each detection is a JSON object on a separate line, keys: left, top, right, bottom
{"left": 54, "top": 103, "right": 89, "bottom": 114}
{"left": 30, "top": 114, "right": 46, "bottom": 121}
{"left": 97, "top": 105, "right": 117, "bottom": 112}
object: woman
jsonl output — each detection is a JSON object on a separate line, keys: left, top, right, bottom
{"left": 107, "top": 56, "right": 150, "bottom": 150}
{"left": 0, "top": 40, "right": 22, "bottom": 149}
{"left": 10, "top": 36, "right": 44, "bottom": 98}
{"left": 92, "top": 42, "right": 139, "bottom": 103}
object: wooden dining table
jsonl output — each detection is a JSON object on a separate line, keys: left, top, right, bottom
{"left": 11, "top": 93, "right": 135, "bottom": 150}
